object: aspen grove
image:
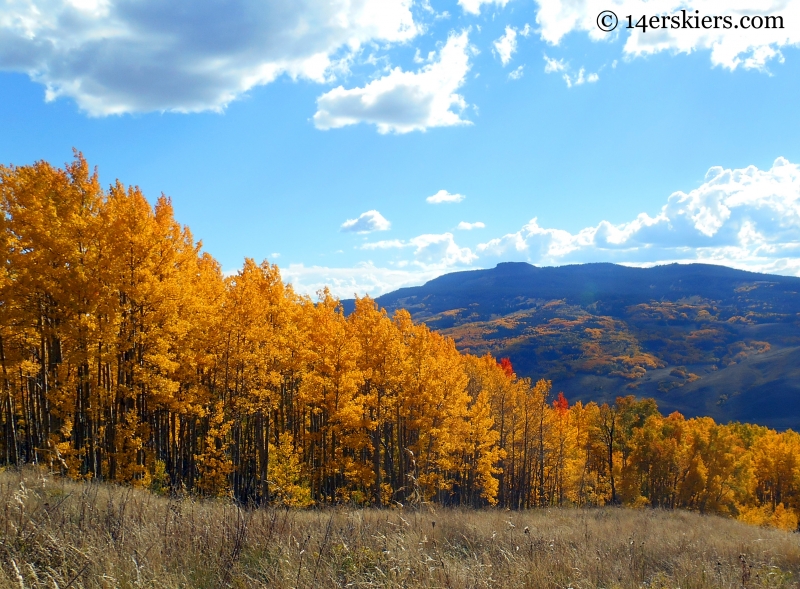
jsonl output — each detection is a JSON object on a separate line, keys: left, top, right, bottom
{"left": 1, "top": 155, "right": 799, "bottom": 529}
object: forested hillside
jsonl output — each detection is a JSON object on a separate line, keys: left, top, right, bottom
{"left": 351, "top": 262, "right": 800, "bottom": 430}
{"left": 1, "top": 155, "right": 799, "bottom": 530}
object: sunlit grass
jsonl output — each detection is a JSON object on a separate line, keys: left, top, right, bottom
{"left": 1, "top": 467, "right": 798, "bottom": 588}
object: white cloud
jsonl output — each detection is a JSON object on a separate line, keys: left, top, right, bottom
{"left": 534, "top": 0, "right": 799, "bottom": 71}
{"left": 477, "top": 157, "right": 800, "bottom": 275}
{"left": 543, "top": 55, "right": 567, "bottom": 73}
{"left": 493, "top": 26, "right": 517, "bottom": 66}
{"left": 410, "top": 232, "right": 477, "bottom": 265}
{"left": 543, "top": 55, "right": 598, "bottom": 87}
{"left": 563, "top": 68, "right": 599, "bottom": 87}
{"left": 458, "top": 0, "right": 510, "bottom": 16}
{"left": 287, "top": 158, "right": 800, "bottom": 297}
{"left": 313, "top": 31, "right": 473, "bottom": 134}
{"left": 340, "top": 210, "right": 391, "bottom": 234}
{"left": 281, "top": 261, "right": 447, "bottom": 298}
{"left": 361, "top": 239, "right": 406, "bottom": 249}
{"left": 287, "top": 232, "right": 477, "bottom": 297}
{"left": 508, "top": 65, "right": 525, "bottom": 80}
{"left": 0, "top": 0, "right": 419, "bottom": 115}
{"left": 361, "top": 232, "right": 477, "bottom": 266}
{"left": 427, "top": 189, "right": 465, "bottom": 203}
{"left": 457, "top": 221, "right": 486, "bottom": 230}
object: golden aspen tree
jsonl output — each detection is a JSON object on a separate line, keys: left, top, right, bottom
{"left": 1, "top": 154, "right": 107, "bottom": 476}
{"left": 550, "top": 392, "right": 571, "bottom": 506}
{"left": 622, "top": 412, "right": 682, "bottom": 507}
{"left": 475, "top": 355, "right": 522, "bottom": 507}
{"left": 165, "top": 251, "right": 226, "bottom": 491}
{"left": 745, "top": 429, "right": 800, "bottom": 527}
{"left": 397, "top": 316, "right": 473, "bottom": 503}
{"left": 676, "top": 418, "right": 745, "bottom": 515}
{"left": 268, "top": 432, "right": 312, "bottom": 507}
{"left": 596, "top": 402, "right": 619, "bottom": 505}
{"left": 347, "top": 296, "right": 406, "bottom": 505}
{"left": 565, "top": 401, "right": 603, "bottom": 506}
{"left": 299, "top": 289, "right": 363, "bottom": 503}
{"left": 461, "top": 355, "right": 503, "bottom": 506}
{"left": 221, "top": 259, "right": 290, "bottom": 500}
{"left": 527, "top": 379, "right": 552, "bottom": 507}
{"left": 102, "top": 184, "right": 191, "bottom": 484}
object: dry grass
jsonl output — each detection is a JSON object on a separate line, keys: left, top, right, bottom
{"left": 1, "top": 468, "right": 799, "bottom": 588}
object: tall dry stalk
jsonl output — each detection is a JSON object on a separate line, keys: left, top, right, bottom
{"left": 1, "top": 467, "right": 799, "bottom": 588}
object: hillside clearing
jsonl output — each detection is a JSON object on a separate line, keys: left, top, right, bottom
{"left": 1, "top": 468, "right": 799, "bottom": 589}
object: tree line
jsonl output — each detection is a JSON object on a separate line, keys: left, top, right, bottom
{"left": 1, "top": 154, "right": 798, "bottom": 529}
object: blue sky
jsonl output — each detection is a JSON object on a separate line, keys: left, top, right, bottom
{"left": 1, "top": 0, "right": 799, "bottom": 297}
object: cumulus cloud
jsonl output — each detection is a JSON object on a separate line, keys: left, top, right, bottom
{"left": 313, "top": 31, "right": 473, "bottom": 134}
{"left": 457, "top": 221, "right": 486, "bottom": 230}
{"left": 477, "top": 157, "right": 800, "bottom": 275}
{"left": 458, "top": 0, "right": 510, "bottom": 16}
{"left": 0, "top": 0, "right": 419, "bottom": 115}
{"left": 340, "top": 210, "right": 391, "bottom": 234}
{"left": 287, "top": 158, "right": 800, "bottom": 297}
{"left": 410, "top": 232, "right": 477, "bottom": 265}
{"left": 534, "top": 0, "right": 799, "bottom": 71}
{"left": 493, "top": 26, "right": 518, "bottom": 66}
{"left": 427, "top": 189, "right": 465, "bottom": 203}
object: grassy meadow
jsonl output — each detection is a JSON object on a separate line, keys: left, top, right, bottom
{"left": 1, "top": 468, "right": 799, "bottom": 588}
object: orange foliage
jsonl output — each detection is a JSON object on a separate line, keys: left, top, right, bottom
{"left": 1, "top": 154, "right": 799, "bottom": 529}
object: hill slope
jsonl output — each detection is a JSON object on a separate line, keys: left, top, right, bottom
{"left": 4, "top": 468, "right": 800, "bottom": 589}
{"left": 345, "top": 263, "right": 800, "bottom": 429}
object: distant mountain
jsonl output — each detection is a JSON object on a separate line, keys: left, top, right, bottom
{"left": 343, "top": 263, "right": 800, "bottom": 430}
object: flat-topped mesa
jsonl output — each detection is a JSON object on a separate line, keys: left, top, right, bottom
{"left": 343, "top": 262, "right": 800, "bottom": 430}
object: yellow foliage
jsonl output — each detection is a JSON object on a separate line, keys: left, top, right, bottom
{"left": 1, "top": 153, "right": 799, "bottom": 530}
{"left": 268, "top": 433, "right": 313, "bottom": 508}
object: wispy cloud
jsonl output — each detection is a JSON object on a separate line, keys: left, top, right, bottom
{"left": 544, "top": 55, "right": 567, "bottom": 74}
{"left": 361, "top": 239, "right": 406, "bottom": 250}
{"left": 508, "top": 66, "right": 525, "bottom": 80}
{"left": 563, "top": 69, "right": 598, "bottom": 88}
{"left": 543, "top": 55, "right": 598, "bottom": 87}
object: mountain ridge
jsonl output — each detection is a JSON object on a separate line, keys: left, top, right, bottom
{"left": 343, "top": 262, "right": 800, "bottom": 429}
